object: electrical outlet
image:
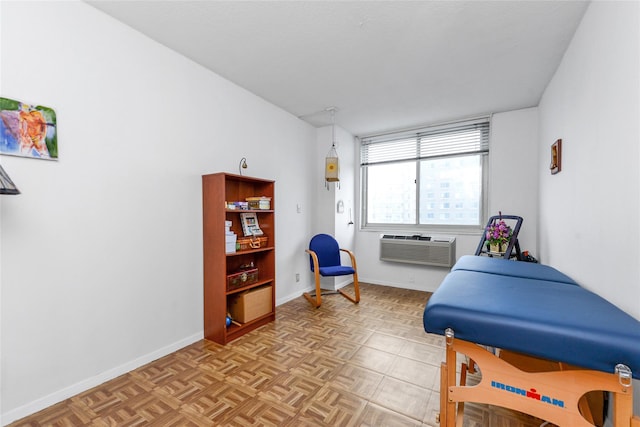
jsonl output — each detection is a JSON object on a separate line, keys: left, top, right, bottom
{"left": 295, "top": 273, "right": 300, "bottom": 282}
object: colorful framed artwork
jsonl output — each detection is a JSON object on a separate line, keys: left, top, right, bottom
{"left": 550, "top": 139, "right": 561, "bottom": 175}
{"left": 0, "top": 97, "right": 57, "bottom": 160}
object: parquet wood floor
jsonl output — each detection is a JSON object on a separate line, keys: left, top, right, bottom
{"left": 9, "top": 283, "right": 551, "bottom": 426}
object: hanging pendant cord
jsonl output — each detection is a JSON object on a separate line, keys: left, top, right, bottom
{"left": 331, "top": 108, "right": 336, "bottom": 148}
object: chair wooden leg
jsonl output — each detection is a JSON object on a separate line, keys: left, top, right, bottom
{"left": 303, "top": 290, "right": 321, "bottom": 308}
{"left": 353, "top": 272, "right": 360, "bottom": 302}
{"left": 338, "top": 249, "right": 360, "bottom": 305}
{"left": 303, "top": 268, "right": 322, "bottom": 308}
{"left": 304, "top": 250, "right": 323, "bottom": 308}
{"left": 337, "top": 273, "right": 360, "bottom": 304}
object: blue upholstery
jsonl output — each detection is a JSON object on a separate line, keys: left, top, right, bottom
{"left": 424, "top": 264, "right": 640, "bottom": 379}
{"left": 319, "top": 265, "right": 355, "bottom": 276}
{"left": 452, "top": 255, "right": 578, "bottom": 285}
{"left": 309, "top": 234, "right": 342, "bottom": 272}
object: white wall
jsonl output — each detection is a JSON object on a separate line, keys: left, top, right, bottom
{"left": 333, "top": 126, "right": 357, "bottom": 252}
{"left": 489, "top": 108, "right": 539, "bottom": 254}
{"left": 538, "top": 1, "right": 640, "bottom": 319}
{"left": 309, "top": 124, "right": 356, "bottom": 291}
{"left": 537, "top": 1, "right": 640, "bottom": 417}
{"left": 0, "top": 1, "right": 315, "bottom": 423}
{"left": 355, "top": 109, "right": 539, "bottom": 292}
{"left": 312, "top": 126, "right": 336, "bottom": 236}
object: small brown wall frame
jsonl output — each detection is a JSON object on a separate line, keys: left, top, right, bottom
{"left": 550, "top": 139, "right": 562, "bottom": 174}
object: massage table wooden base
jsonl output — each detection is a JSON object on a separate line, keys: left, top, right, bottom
{"left": 424, "top": 256, "right": 640, "bottom": 427}
{"left": 439, "top": 332, "right": 639, "bottom": 427}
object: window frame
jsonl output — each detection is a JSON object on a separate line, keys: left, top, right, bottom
{"left": 359, "top": 118, "right": 490, "bottom": 234}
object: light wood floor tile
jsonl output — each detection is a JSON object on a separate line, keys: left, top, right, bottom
{"left": 370, "top": 376, "right": 431, "bottom": 421}
{"left": 422, "top": 390, "right": 442, "bottom": 426}
{"left": 398, "top": 340, "right": 446, "bottom": 365}
{"left": 386, "top": 356, "right": 440, "bottom": 389}
{"left": 330, "top": 364, "right": 385, "bottom": 400}
{"left": 349, "top": 346, "right": 396, "bottom": 374}
{"left": 363, "top": 332, "right": 408, "bottom": 354}
{"left": 358, "top": 402, "right": 423, "bottom": 427}
{"left": 9, "top": 282, "right": 558, "bottom": 427}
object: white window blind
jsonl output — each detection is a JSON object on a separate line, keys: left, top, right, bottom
{"left": 360, "top": 118, "right": 490, "bottom": 166}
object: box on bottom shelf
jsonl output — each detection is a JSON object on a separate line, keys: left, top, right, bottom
{"left": 228, "top": 285, "right": 272, "bottom": 323}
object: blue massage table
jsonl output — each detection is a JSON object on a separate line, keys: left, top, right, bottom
{"left": 424, "top": 256, "right": 640, "bottom": 427}
{"left": 451, "top": 254, "right": 578, "bottom": 285}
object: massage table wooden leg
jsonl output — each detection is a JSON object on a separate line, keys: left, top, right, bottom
{"left": 613, "top": 388, "right": 635, "bottom": 427}
{"left": 457, "top": 362, "right": 468, "bottom": 427}
{"left": 440, "top": 330, "right": 458, "bottom": 427}
{"left": 438, "top": 362, "right": 448, "bottom": 426}
{"left": 438, "top": 334, "right": 637, "bottom": 427}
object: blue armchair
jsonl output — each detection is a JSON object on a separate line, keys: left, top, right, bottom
{"left": 304, "top": 234, "right": 360, "bottom": 308}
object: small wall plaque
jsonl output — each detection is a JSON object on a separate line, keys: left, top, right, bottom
{"left": 550, "top": 139, "right": 562, "bottom": 175}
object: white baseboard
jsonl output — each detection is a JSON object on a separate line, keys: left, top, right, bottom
{"left": 276, "top": 286, "right": 313, "bottom": 306}
{"left": 276, "top": 292, "right": 301, "bottom": 306}
{"left": 1, "top": 332, "right": 203, "bottom": 426}
{"left": 275, "top": 278, "right": 358, "bottom": 306}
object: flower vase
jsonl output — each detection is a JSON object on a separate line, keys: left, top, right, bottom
{"left": 490, "top": 242, "right": 507, "bottom": 254}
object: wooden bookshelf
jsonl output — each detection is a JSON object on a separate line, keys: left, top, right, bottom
{"left": 202, "top": 172, "right": 275, "bottom": 344}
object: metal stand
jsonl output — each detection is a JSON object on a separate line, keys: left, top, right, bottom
{"left": 475, "top": 214, "right": 523, "bottom": 260}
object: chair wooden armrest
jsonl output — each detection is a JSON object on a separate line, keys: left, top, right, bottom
{"left": 340, "top": 248, "right": 357, "bottom": 269}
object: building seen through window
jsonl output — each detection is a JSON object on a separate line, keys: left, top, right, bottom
{"left": 360, "top": 118, "right": 489, "bottom": 230}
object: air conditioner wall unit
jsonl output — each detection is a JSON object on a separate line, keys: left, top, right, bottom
{"left": 379, "top": 234, "right": 456, "bottom": 267}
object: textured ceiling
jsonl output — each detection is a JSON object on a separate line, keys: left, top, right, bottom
{"left": 86, "top": 1, "right": 589, "bottom": 136}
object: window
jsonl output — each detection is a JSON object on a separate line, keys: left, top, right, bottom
{"left": 360, "top": 118, "right": 489, "bottom": 230}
